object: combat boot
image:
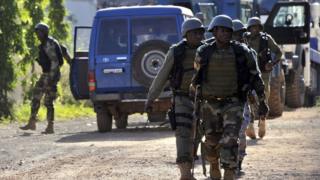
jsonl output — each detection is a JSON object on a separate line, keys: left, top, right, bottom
{"left": 223, "top": 169, "right": 236, "bottom": 180}
{"left": 238, "top": 159, "right": 243, "bottom": 171}
{"left": 42, "top": 122, "right": 54, "bottom": 134}
{"left": 19, "top": 118, "right": 36, "bottom": 130}
{"left": 178, "top": 163, "right": 196, "bottom": 180}
{"left": 258, "top": 119, "right": 266, "bottom": 138}
{"left": 246, "top": 123, "right": 256, "bottom": 139}
{"left": 210, "top": 162, "right": 221, "bottom": 180}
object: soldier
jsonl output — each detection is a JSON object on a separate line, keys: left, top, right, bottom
{"left": 232, "top": 19, "right": 255, "bottom": 172}
{"left": 20, "top": 23, "right": 63, "bottom": 134}
{"left": 191, "top": 15, "right": 269, "bottom": 179}
{"left": 145, "top": 18, "right": 205, "bottom": 180}
{"left": 244, "top": 17, "right": 282, "bottom": 139}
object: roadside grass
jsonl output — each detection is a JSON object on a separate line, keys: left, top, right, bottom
{"left": 1, "top": 103, "right": 95, "bottom": 125}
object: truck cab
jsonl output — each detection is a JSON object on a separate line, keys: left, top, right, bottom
{"left": 70, "top": 6, "right": 193, "bottom": 132}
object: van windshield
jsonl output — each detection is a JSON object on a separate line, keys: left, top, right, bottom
{"left": 131, "top": 16, "right": 178, "bottom": 53}
{"left": 97, "top": 18, "right": 128, "bottom": 55}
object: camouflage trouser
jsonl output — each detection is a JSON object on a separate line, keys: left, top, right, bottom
{"left": 201, "top": 99, "right": 243, "bottom": 170}
{"left": 174, "top": 95, "right": 194, "bottom": 164}
{"left": 239, "top": 102, "right": 251, "bottom": 161}
{"left": 30, "top": 73, "right": 59, "bottom": 122}
{"left": 262, "top": 72, "right": 271, "bottom": 103}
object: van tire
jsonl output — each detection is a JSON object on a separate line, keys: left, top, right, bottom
{"left": 268, "top": 70, "right": 285, "bottom": 118}
{"left": 286, "top": 67, "right": 305, "bottom": 108}
{"left": 97, "top": 109, "right": 112, "bottom": 133}
{"left": 115, "top": 114, "right": 128, "bottom": 129}
{"left": 132, "top": 40, "right": 170, "bottom": 87}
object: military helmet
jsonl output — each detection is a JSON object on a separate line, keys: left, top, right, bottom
{"left": 232, "top": 19, "right": 246, "bottom": 32}
{"left": 35, "top": 23, "right": 49, "bottom": 35}
{"left": 181, "top": 18, "right": 205, "bottom": 37}
{"left": 247, "top": 17, "right": 263, "bottom": 30}
{"left": 208, "top": 14, "right": 233, "bottom": 32}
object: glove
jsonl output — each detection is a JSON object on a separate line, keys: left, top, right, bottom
{"left": 258, "top": 100, "right": 269, "bottom": 117}
{"left": 144, "top": 100, "right": 153, "bottom": 113}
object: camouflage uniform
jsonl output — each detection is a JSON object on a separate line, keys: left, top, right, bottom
{"left": 244, "top": 32, "right": 282, "bottom": 102}
{"left": 232, "top": 19, "right": 256, "bottom": 169}
{"left": 244, "top": 17, "right": 282, "bottom": 139}
{"left": 147, "top": 41, "right": 199, "bottom": 165}
{"left": 192, "top": 40, "right": 266, "bottom": 177}
{"left": 145, "top": 18, "right": 204, "bottom": 180}
{"left": 20, "top": 32, "right": 63, "bottom": 133}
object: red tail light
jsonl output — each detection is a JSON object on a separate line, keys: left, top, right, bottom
{"left": 88, "top": 71, "right": 96, "bottom": 92}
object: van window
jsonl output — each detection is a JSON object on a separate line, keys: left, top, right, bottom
{"left": 197, "top": 2, "right": 218, "bottom": 26}
{"left": 97, "top": 18, "right": 128, "bottom": 55}
{"left": 240, "top": 0, "right": 253, "bottom": 23}
{"left": 131, "top": 16, "right": 178, "bottom": 53}
{"left": 273, "top": 5, "right": 305, "bottom": 27}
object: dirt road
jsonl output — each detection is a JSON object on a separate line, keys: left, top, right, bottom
{"left": 0, "top": 108, "right": 319, "bottom": 180}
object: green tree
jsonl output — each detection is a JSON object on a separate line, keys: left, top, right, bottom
{"left": 0, "top": 1, "right": 25, "bottom": 119}
{"left": 48, "top": 0, "right": 70, "bottom": 44}
{"left": 48, "top": 0, "right": 72, "bottom": 104}
{"left": 20, "top": 0, "right": 46, "bottom": 102}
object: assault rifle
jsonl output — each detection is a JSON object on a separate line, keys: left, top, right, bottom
{"left": 191, "top": 85, "right": 206, "bottom": 176}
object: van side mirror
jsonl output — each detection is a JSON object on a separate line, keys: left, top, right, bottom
{"left": 264, "top": 2, "right": 310, "bottom": 44}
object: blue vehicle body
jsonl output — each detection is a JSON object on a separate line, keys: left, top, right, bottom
{"left": 90, "top": 6, "right": 188, "bottom": 94}
{"left": 71, "top": 5, "right": 193, "bottom": 132}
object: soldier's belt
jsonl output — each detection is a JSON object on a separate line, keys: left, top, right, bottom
{"left": 205, "top": 96, "right": 239, "bottom": 103}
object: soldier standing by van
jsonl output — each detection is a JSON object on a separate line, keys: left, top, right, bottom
{"left": 191, "top": 15, "right": 268, "bottom": 179}
{"left": 20, "top": 23, "right": 64, "bottom": 134}
{"left": 244, "top": 17, "right": 282, "bottom": 139}
{"left": 145, "top": 18, "right": 205, "bottom": 180}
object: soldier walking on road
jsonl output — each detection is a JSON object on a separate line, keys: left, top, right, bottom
{"left": 244, "top": 17, "right": 282, "bottom": 139}
{"left": 232, "top": 19, "right": 256, "bottom": 173}
{"left": 20, "top": 23, "right": 64, "bottom": 134}
{"left": 191, "top": 15, "right": 269, "bottom": 179}
{"left": 145, "top": 18, "right": 205, "bottom": 180}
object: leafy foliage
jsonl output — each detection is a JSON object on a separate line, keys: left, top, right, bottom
{"left": 0, "top": 1, "right": 25, "bottom": 118}
{"left": 0, "top": 0, "right": 72, "bottom": 121}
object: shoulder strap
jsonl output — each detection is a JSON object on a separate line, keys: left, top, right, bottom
{"left": 173, "top": 40, "right": 187, "bottom": 63}
{"left": 197, "top": 42, "right": 216, "bottom": 82}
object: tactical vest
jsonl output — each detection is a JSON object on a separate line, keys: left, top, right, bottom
{"left": 195, "top": 41, "right": 251, "bottom": 102}
{"left": 169, "top": 40, "right": 201, "bottom": 92}
{"left": 201, "top": 47, "right": 238, "bottom": 98}
{"left": 37, "top": 37, "right": 63, "bottom": 72}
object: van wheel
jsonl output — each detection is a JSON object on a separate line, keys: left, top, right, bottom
{"left": 268, "top": 70, "right": 285, "bottom": 118}
{"left": 115, "top": 114, "right": 128, "bottom": 129}
{"left": 132, "top": 40, "right": 170, "bottom": 87}
{"left": 148, "top": 112, "right": 167, "bottom": 122}
{"left": 97, "top": 109, "right": 112, "bottom": 133}
{"left": 286, "top": 67, "right": 305, "bottom": 108}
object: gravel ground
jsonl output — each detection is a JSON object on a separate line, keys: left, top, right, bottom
{"left": 0, "top": 107, "right": 319, "bottom": 180}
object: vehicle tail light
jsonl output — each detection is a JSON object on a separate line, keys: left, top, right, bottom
{"left": 88, "top": 71, "right": 96, "bottom": 92}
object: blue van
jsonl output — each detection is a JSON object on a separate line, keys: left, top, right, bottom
{"left": 70, "top": 6, "right": 194, "bottom": 132}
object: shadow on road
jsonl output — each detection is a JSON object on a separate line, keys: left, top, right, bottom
{"left": 56, "top": 126, "right": 173, "bottom": 143}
